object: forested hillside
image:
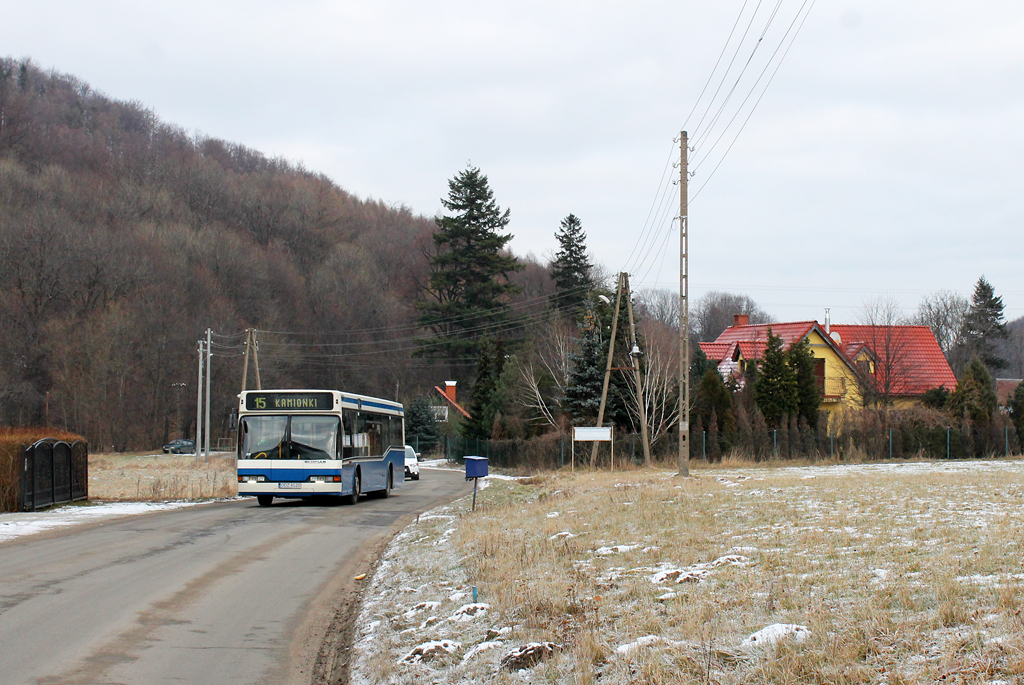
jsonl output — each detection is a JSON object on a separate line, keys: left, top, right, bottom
{"left": 0, "top": 58, "right": 471, "bottom": 449}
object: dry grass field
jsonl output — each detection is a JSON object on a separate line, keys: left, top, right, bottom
{"left": 88, "top": 452, "right": 237, "bottom": 501}
{"left": 352, "top": 460, "right": 1024, "bottom": 684}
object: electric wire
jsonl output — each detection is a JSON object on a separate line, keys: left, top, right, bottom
{"left": 691, "top": 0, "right": 816, "bottom": 200}
{"left": 252, "top": 282, "right": 596, "bottom": 338}
{"left": 689, "top": 0, "right": 767, "bottom": 143}
{"left": 690, "top": 0, "right": 787, "bottom": 153}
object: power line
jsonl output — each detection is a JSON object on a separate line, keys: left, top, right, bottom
{"left": 691, "top": 0, "right": 816, "bottom": 193}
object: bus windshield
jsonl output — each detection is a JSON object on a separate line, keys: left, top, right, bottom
{"left": 241, "top": 415, "right": 340, "bottom": 460}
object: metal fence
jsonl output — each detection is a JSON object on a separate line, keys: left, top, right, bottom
{"left": 20, "top": 439, "right": 88, "bottom": 511}
{"left": 432, "top": 433, "right": 678, "bottom": 470}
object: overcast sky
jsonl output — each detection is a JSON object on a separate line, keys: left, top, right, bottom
{"left": 3, "top": 0, "right": 1023, "bottom": 324}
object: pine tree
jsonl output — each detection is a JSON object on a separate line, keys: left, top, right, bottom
{"left": 690, "top": 344, "right": 710, "bottom": 391}
{"left": 417, "top": 166, "right": 522, "bottom": 359}
{"left": 549, "top": 214, "right": 594, "bottom": 313}
{"left": 948, "top": 356, "right": 998, "bottom": 426}
{"left": 707, "top": 409, "right": 721, "bottom": 462}
{"left": 787, "top": 338, "right": 821, "bottom": 429}
{"left": 405, "top": 396, "right": 439, "bottom": 453}
{"left": 754, "top": 329, "right": 797, "bottom": 428}
{"left": 692, "top": 367, "right": 736, "bottom": 446}
{"left": 463, "top": 339, "right": 507, "bottom": 439}
{"left": 1008, "top": 382, "right": 1024, "bottom": 448}
{"left": 961, "top": 276, "right": 1007, "bottom": 371}
{"left": 563, "top": 323, "right": 606, "bottom": 425}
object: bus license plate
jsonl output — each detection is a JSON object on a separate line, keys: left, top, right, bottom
{"left": 278, "top": 482, "right": 302, "bottom": 489}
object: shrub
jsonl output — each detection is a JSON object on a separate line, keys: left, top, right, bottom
{"left": 0, "top": 427, "right": 85, "bottom": 512}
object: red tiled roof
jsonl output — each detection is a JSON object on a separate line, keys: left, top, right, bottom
{"left": 842, "top": 342, "right": 871, "bottom": 361}
{"left": 736, "top": 341, "right": 766, "bottom": 360}
{"left": 828, "top": 325, "right": 956, "bottom": 396}
{"left": 712, "top": 321, "right": 818, "bottom": 349}
{"left": 699, "top": 342, "right": 731, "bottom": 362}
{"left": 708, "top": 320, "right": 957, "bottom": 398}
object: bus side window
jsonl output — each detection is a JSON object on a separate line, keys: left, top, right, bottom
{"left": 366, "top": 412, "right": 383, "bottom": 456}
{"left": 354, "top": 411, "right": 369, "bottom": 457}
{"left": 342, "top": 409, "right": 354, "bottom": 459}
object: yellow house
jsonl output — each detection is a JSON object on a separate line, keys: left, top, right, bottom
{"left": 699, "top": 315, "right": 957, "bottom": 420}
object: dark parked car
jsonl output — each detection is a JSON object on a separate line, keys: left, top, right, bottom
{"left": 163, "top": 439, "right": 196, "bottom": 454}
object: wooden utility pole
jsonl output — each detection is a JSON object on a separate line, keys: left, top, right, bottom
{"left": 252, "top": 330, "right": 262, "bottom": 390}
{"left": 678, "top": 131, "right": 690, "bottom": 477}
{"left": 592, "top": 273, "right": 624, "bottom": 466}
{"left": 241, "top": 329, "right": 251, "bottom": 394}
{"left": 240, "top": 328, "right": 263, "bottom": 392}
{"left": 623, "top": 274, "right": 652, "bottom": 466}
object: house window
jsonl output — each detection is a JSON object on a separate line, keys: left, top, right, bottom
{"left": 857, "top": 360, "right": 871, "bottom": 376}
{"left": 815, "top": 358, "right": 825, "bottom": 395}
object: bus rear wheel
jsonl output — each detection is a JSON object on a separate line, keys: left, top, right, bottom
{"left": 380, "top": 468, "right": 393, "bottom": 498}
{"left": 344, "top": 472, "right": 360, "bottom": 505}
{"left": 257, "top": 495, "right": 273, "bottom": 507}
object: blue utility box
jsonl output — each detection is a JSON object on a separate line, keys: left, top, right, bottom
{"left": 465, "top": 456, "right": 488, "bottom": 479}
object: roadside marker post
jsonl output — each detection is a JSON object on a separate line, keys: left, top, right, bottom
{"left": 465, "top": 456, "right": 488, "bottom": 511}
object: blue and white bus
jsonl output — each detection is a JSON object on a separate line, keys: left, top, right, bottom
{"left": 236, "top": 390, "right": 405, "bottom": 506}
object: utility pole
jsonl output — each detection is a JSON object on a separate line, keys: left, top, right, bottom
{"left": 241, "top": 329, "right": 251, "bottom": 393}
{"left": 252, "top": 329, "right": 262, "bottom": 390}
{"left": 196, "top": 340, "right": 204, "bottom": 460}
{"left": 205, "top": 328, "right": 212, "bottom": 460}
{"left": 593, "top": 273, "right": 624, "bottom": 467}
{"left": 623, "top": 274, "right": 652, "bottom": 466}
{"left": 678, "top": 131, "right": 690, "bottom": 477}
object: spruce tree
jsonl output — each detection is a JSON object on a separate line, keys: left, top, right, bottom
{"left": 463, "top": 339, "right": 506, "bottom": 439}
{"left": 787, "top": 339, "right": 821, "bottom": 429}
{"left": 563, "top": 322, "right": 605, "bottom": 425}
{"left": 692, "top": 367, "right": 736, "bottom": 445}
{"left": 755, "top": 329, "right": 798, "bottom": 428}
{"left": 549, "top": 214, "right": 594, "bottom": 313}
{"left": 961, "top": 276, "right": 1007, "bottom": 371}
{"left": 405, "top": 396, "right": 439, "bottom": 453}
{"left": 417, "top": 166, "right": 522, "bottom": 359}
{"left": 948, "top": 356, "right": 998, "bottom": 426}
{"left": 1008, "top": 382, "right": 1024, "bottom": 448}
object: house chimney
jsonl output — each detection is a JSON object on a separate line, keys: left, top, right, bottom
{"left": 444, "top": 381, "right": 457, "bottom": 403}
{"left": 733, "top": 313, "right": 749, "bottom": 326}
{"left": 824, "top": 308, "right": 831, "bottom": 335}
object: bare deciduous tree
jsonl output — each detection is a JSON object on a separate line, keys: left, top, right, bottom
{"left": 516, "top": 318, "right": 577, "bottom": 429}
{"left": 692, "top": 291, "right": 772, "bottom": 342}
{"left": 857, "top": 296, "right": 913, "bottom": 406}
{"left": 915, "top": 290, "right": 969, "bottom": 372}
{"left": 623, "top": 344, "right": 680, "bottom": 447}
{"left": 635, "top": 288, "right": 678, "bottom": 330}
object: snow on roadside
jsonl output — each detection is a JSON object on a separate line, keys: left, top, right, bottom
{"left": 0, "top": 501, "right": 205, "bottom": 542}
{"left": 350, "top": 486, "right": 528, "bottom": 684}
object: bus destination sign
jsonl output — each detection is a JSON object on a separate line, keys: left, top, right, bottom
{"left": 245, "top": 392, "right": 334, "bottom": 411}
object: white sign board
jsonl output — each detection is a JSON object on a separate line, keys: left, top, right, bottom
{"left": 573, "top": 426, "right": 612, "bottom": 442}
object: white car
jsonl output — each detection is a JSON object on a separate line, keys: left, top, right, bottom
{"left": 404, "top": 445, "right": 420, "bottom": 480}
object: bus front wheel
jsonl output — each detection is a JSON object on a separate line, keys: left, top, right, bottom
{"left": 257, "top": 495, "right": 273, "bottom": 507}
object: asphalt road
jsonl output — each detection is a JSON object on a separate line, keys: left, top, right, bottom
{"left": 0, "top": 468, "right": 471, "bottom": 685}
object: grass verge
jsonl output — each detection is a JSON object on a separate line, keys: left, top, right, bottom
{"left": 352, "top": 460, "right": 1024, "bottom": 684}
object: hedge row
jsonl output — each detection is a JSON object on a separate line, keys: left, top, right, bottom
{"left": 0, "top": 427, "right": 85, "bottom": 512}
